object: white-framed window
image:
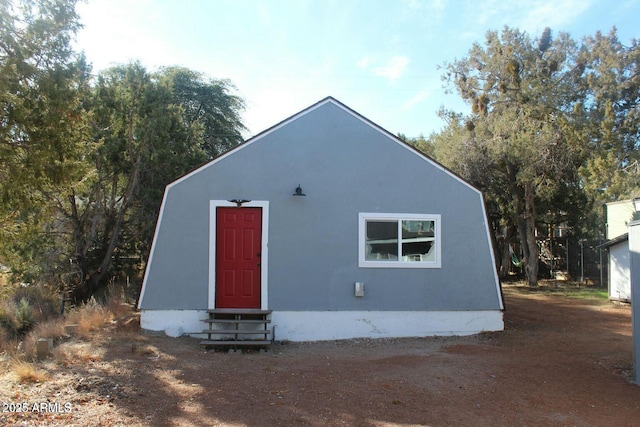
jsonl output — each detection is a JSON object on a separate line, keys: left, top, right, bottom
{"left": 358, "top": 213, "right": 441, "bottom": 268}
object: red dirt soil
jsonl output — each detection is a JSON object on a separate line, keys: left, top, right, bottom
{"left": 2, "top": 283, "right": 640, "bottom": 426}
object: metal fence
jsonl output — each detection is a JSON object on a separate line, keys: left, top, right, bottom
{"left": 539, "top": 237, "right": 605, "bottom": 286}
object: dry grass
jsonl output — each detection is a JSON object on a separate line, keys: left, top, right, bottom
{"left": 0, "top": 292, "right": 130, "bottom": 363}
{"left": 32, "top": 318, "right": 67, "bottom": 339}
{"left": 20, "top": 319, "right": 67, "bottom": 359}
{"left": 0, "top": 272, "right": 8, "bottom": 290}
{"left": 54, "top": 341, "right": 104, "bottom": 366}
{"left": 103, "top": 282, "right": 135, "bottom": 317}
{"left": 66, "top": 301, "right": 114, "bottom": 339}
{"left": 0, "top": 298, "right": 18, "bottom": 336}
{"left": 10, "top": 359, "right": 49, "bottom": 383}
{"left": 106, "top": 298, "right": 133, "bottom": 318}
{"left": 0, "top": 326, "right": 14, "bottom": 351}
{"left": 0, "top": 287, "right": 134, "bottom": 393}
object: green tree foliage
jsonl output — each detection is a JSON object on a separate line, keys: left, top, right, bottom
{"left": 160, "top": 66, "right": 245, "bottom": 158}
{"left": 398, "top": 133, "right": 435, "bottom": 158}
{"left": 0, "top": 1, "right": 246, "bottom": 301}
{"left": 578, "top": 29, "right": 640, "bottom": 204}
{"left": 0, "top": 0, "right": 91, "bottom": 280}
{"left": 61, "top": 63, "right": 245, "bottom": 302}
{"left": 435, "top": 27, "right": 588, "bottom": 287}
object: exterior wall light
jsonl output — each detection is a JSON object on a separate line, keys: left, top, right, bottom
{"left": 293, "top": 185, "right": 306, "bottom": 196}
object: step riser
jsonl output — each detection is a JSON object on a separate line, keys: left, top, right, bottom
{"left": 200, "top": 309, "right": 273, "bottom": 348}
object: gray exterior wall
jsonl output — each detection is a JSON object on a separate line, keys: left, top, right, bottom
{"left": 139, "top": 98, "right": 502, "bottom": 312}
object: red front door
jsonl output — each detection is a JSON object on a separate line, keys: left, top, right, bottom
{"left": 215, "top": 207, "right": 262, "bottom": 308}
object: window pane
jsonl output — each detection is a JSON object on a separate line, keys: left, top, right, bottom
{"left": 365, "top": 221, "right": 398, "bottom": 260}
{"left": 401, "top": 220, "right": 435, "bottom": 262}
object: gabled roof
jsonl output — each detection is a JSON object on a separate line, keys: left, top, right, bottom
{"left": 167, "top": 96, "right": 481, "bottom": 196}
{"left": 598, "top": 233, "right": 629, "bottom": 249}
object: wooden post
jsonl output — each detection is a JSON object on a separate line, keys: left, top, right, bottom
{"left": 36, "top": 338, "right": 53, "bottom": 360}
{"left": 629, "top": 221, "right": 640, "bottom": 384}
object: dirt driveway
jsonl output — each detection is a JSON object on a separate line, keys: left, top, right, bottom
{"left": 2, "top": 283, "right": 640, "bottom": 426}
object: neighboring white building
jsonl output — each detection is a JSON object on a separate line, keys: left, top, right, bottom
{"left": 601, "top": 199, "right": 640, "bottom": 301}
{"left": 601, "top": 233, "right": 630, "bottom": 302}
{"left": 606, "top": 200, "right": 637, "bottom": 239}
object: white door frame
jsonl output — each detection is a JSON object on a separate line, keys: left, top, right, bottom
{"left": 208, "top": 200, "right": 269, "bottom": 310}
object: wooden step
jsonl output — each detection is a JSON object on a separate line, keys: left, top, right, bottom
{"left": 206, "top": 309, "right": 272, "bottom": 315}
{"left": 200, "top": 340, "right": 271, "bottom": 346}
{"left": 203, "top": 318, "right": 271, "bottom": 324}
{"left": 200, "top": 309, "right": 273, "bottom": 349}
{"left": 201, "top": 329, "right": 270, "bottom": 335}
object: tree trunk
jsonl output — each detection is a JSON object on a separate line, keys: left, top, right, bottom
{"left": 524, "top": 180, "right": 539, "bottom": 287}
{"left": 507, "top": 162, "right": 530, "bottom": 280}
{"left": 67, "top": 191, "right": 92, "bottom": 301}
{"left": 85, "top": 157, "right": 141, "bottom": 301}
{"left": 499, "top": 224, "right": 515, "bottom": 278}
{"left": 67, "top": 155, "right": 142, "bottom": 303}
{"left": 487, "top": 218, "right": 502, "bottom": 273}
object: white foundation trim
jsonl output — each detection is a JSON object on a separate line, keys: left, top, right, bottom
{"left": 272, "top": 310, "right": 503, "bottom": 341}
{"left": 140, "top": 310, "right": 207, "bottom": 336}
{"left": 140, "top": 309, "right": 503, "bottom": 341}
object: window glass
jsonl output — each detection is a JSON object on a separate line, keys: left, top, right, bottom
{"left": 401, "top": 220, "right": 435, "bottom": 261}
{"left": 365, "top": 221, "right": 398, "bottom": 260}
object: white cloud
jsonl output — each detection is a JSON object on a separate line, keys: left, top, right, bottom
{"left": 373, "top": 56, "right": 409, "bottom": 81}
{"left": 473, "top": 0, "right": 593, "bottom": 36}
{"left": 357, "top": 56, "right": 375, "bottom": 69}
{"left": 242, "top": 89, "right": 299, "bottom": 136}
{"left": 518, "top": 0, "right": 592, "bottom": 34}
{"left": 358, "top": 56, "right": 410, "bottom": 82}
{"left": 75, "top": 0, "right": 172, "bottom": 72}
{"left": 403, "top": 89, "right": 431, "bottom": 111}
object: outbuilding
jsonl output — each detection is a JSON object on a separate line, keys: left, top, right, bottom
{"left": 600, "top": 233, "right": 631, "bottom": 302}
{"left": 600, "top": 199, "right": 640, "bottom": 302}
{"left": 137, "top": 97, "right": 504, "bottom": 341}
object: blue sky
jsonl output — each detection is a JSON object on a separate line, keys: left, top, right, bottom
{"left": 75, "top": 0, "right": 639, "bottom": 139}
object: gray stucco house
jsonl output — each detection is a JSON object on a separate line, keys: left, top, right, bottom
{"left": 137, "top": 97, "right": 504, "bottom": 341}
